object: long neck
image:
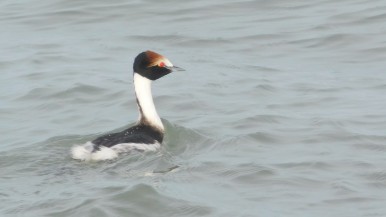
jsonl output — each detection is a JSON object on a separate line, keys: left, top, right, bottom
{"left": 133, "top": 73, "right": 164, "bottom": 131}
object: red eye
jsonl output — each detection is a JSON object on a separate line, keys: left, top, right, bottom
{"left": 159, "top": 62, "right": 165, "bottom": 67}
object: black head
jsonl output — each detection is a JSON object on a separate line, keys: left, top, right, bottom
{"left": 133, "top": 50, "right": 182, "bottom": 80}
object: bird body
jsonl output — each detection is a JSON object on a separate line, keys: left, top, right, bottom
{"left": 71, "top": 51, "right": 182, "bottom": 161}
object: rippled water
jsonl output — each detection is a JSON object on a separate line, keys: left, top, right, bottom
{"left": 1, "top": 0, "right": 386, "bottom": 216}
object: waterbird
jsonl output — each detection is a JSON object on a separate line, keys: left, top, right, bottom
{"left": 71, "top": 50, "right": 183, "bottom": 161}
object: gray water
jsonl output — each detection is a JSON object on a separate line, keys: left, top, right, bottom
{"left": 1, "top": 0, "right": 386, "bottom": 216}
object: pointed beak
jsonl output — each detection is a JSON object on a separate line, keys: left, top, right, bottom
{"left": 168, "top": 66, "right": 185, "bottom": 71}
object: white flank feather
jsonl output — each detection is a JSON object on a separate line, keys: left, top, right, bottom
{"left": 71, "top": 141, "right": 160, "bottom": 162}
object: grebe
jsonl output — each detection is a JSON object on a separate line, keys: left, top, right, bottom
{"left": 71, "top": 50, "right": 183, "bottom": 161}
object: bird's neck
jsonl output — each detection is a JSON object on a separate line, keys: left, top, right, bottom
{"left": 133, "top": 73, "right": 164, "bottom": 131}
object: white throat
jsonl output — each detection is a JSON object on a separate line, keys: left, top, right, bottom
{"left": 133, "top": 73, "right": 164, "bottom": 130}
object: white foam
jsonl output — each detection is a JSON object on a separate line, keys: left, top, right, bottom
{"left": 71, "top": 141, "right": 160, "bottom": 161}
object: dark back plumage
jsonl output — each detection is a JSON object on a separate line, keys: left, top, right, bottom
{"left": 92, "top": 124, "right": 163, "bottom": 150}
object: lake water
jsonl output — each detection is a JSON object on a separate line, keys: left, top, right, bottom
{"left": 1, "top": 0, "right": 386, "bottom": 216}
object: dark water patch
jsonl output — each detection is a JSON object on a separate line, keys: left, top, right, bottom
{"left": 245, "top": 65, "right": 282, "bottom": 72}
{"left": 2, "top": 9, "right": 94, "bottom": 26}
{"left": 323, "top": 196, "right": 379, "bottom": 204}
{"left": 208, "top": 162, "right": 275, "bottom": 181}
{"left": 353, "top": 143, "right": 386, "bottom": 152}
{"left": 364, "top": 171, "right": 386, "bottom": 182}
{"left": 363, "top": 171, "right": 386, "bottom": 189}
{"left": 129, "top": 34, "right": 231, "bottom": 48}
{"left": 17, "top": 84, "right": 106, "bottom": 101}
{"left": 330, "top": 180, "right": 357, "bottom": 195}
{"left": 50, "top": 83, "right": 107, "bottom": 97}
{"left": 309, "top": 132, "right": 368, "bottom": 144}
{"left": 24, "top": 71, "right": 53, "bottom": 80}
{"left": 101, "top": 184, "right": 213, "bottom": 217}
{"left": 245, "top": 114, "right": 290, "bottom": 124}
{"left": 236, "top": 34, "right": 286, "bottom": 42}
{"left": 274, "top": 161, "right": 333, "bottom": 170}
{"left": 176, "top": 38, "right": 231, "bottom": 48}
{"left": 360, "top": 46, "right": 386, "bottom": 57}
{"left": 254, "top": 83, "right": 277, "bottom": 92}
{"left": 230, "top": 168, "right": 276, "bottom": 185}
{"left": 289, "top": 34, "right": 363, "bottom": 50}
{"left": 240, "top": 131, "right": 280, "bottom": 144}
{"left": 31, "top": 53, "right": 73, "bottom": 65}
{"left": 351, "top": 12, "right": 386, "bottom": 25}
{"left": 128, "top": 34, "right": 187, "bottom": 43}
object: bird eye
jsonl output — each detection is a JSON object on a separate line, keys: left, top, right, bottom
{"left": 158, "top": 62, "right": 165, "bottom": 67}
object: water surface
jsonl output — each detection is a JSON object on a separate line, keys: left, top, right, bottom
{"left": 1, "top": 0, "right": 386, "bottom": 216}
